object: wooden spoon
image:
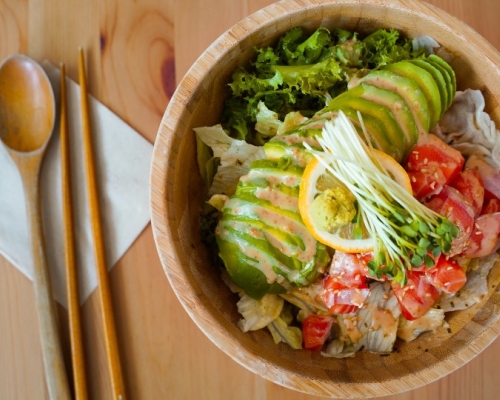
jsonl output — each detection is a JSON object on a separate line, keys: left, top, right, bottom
{"left": 0, "top": 54, "right": 70, "bottom": 399}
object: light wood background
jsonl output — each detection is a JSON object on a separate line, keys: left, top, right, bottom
{"left": 1, "top": 1, "right": 500, "bottom": 399}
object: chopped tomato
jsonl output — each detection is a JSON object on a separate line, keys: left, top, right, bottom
{"left": 326, "top": 304, "right": 359, "bottom": 314}
{"left": 302, "top": 315, "right": 335, "bottom": 351}
{"left": 425, "top": 186, "right": 475, "bottom": 256}
{"left": 465, "top": 153, "right": 500, "bottom": 200}
{"left": 321, "top": 252, "right": 370, "bottom": 314}
{"left": 407, "top": 168, "right": 447, "bottom": 201}
{"left": 391, "top": 271, "right": 440, "bottom": 321}
{"left": 449, "top": 169, "right": 484, "bottom": 217}
{"left": 405, "top": 134, "right": 464, "bottom": 201}
{"left": 322, "top": 281, "right": 370, "bottom": 311}
{"left": 426, "top": 256, "right": 466, "bottom": 294}
{"left": 481, "top": 198, "right": 500, "bottom": 215}
{"left": 462, "top": 213, "right": 500, "bottom": 258}
{"left": 327, "top": 252, "right": 369, "bottom": 288}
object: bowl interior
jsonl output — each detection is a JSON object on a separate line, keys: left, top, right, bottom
{"left": 150, "top": 0, "right": 500, "bottom": 397}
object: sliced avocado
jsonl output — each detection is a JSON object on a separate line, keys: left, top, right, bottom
{"left": 384, "top": 61, "right": 442, "bottom": 128}
{"left": 217, "top": 237, "right": 287, "bottom": 299}
{"left": 326, "top": 103, "right": 401, "bottom": 161}
{"left": 355, "top": 82, "right": 419, "bottom": 155}
{"left": 217, "top": 158, "right": 330, "bottom": 299}
{"left": 264, "top": 125, "right": 322, "bottom": 163}
{"left": 425, "top": 59, "right": 454, "bottom": 110}
{"left": 264, "top": 141, "right": 292, "bottom": 160}
{"left": 264, "top": 139, "right": 313, "bottom": 163}
{"left": 359, "top": 70, "right": 430, "bottom": 135}
{"left": 427, "top": 55, "right": 456, "bottom": 109}
{"left": 409, "top": 59, "right": 448, "bottom": 117}
{"left": 326, "top": 94, "right": 405, "bottom": 162}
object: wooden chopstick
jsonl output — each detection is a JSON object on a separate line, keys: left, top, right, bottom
{"left": 78, "top": 48, "right": 126, "bottom": 399}
{"left": 60, "top": 62, "right": 88, "bottom": 400}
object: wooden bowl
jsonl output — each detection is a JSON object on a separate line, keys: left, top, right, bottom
{"left": 150, "top": 0, "right": 500, "bottom": 397}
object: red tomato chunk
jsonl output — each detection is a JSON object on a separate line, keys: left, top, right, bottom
{"left": 405, "top": 134, "right": 464, "bottom": 201}
{"left": 391, "top": 270, "right": 440, "bottom": 321}
{"left": 425, "top": 186, "right": 475, "bottom": 256}
{"left": 321, "top": 252, "right": 370, "bottom": 314}
{"left": 482, "top": 198, "right": 500, "bottom": 214}
{"left": 462, "top": 213, "right": 500, "bottom": 258}
{"left": 302, "top": 315, "right": 335, "bottom": 351}
{"left": 465, "top": 154, "right": 500, "bottom": 200}
{"left": 426, "top": 256, "right": 467, "bottom": 294}
{"left": 449, "top": 169, "right": 484, "bottom": 217}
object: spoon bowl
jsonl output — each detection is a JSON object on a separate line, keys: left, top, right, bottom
{"left": 0, "top": 54, "right": 70, "bottom": 399}
{"left": 0, "top": 54, "right": 55, "bottom": 152}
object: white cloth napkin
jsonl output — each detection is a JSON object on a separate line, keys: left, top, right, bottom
{"left": 0, "top": 61, "right": 153, "bottom": 307}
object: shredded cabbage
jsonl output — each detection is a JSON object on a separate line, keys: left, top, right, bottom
{"left": 267, "top": 317, "right": 303, "bottom": 349}
{"left": 194, "top": 125, "right": 266, "bottom": 195}
{"left": 236, "top": 293, "right": 284, "bottom": 332}
{"left": 432, "top": 89, "right": 500, "bottom": 168}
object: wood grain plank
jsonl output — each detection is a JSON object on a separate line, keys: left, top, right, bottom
{"left": 0, "top": 0, "right": 27, "bottom": 58}
{"left": 0, "top": 260, "right": 48, "bottom": 399}
{"left": 170, "top": 0, "right": 287, "bottom": 79}
{"left": 98, "top": 0, "right": 175, "bottom": 142}
{"left": 25, "top": 0, "right": 100, "bottom": 86}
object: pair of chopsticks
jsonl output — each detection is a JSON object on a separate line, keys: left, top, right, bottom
{"left": 59, "top": 49, "right": 126, "bottom": 400}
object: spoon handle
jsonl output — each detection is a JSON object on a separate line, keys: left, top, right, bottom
{"left": 20, "top": 157, "right": 71, "bottom": 400}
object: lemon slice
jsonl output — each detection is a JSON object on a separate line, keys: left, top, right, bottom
{"left": 298, "top": 148, "right": 412, "bottom": 253}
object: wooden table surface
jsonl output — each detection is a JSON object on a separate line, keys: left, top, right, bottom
{"left": 1, "top": 0, "right": 500, "bottom": 399}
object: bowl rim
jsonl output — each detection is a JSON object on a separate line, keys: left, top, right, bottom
{"left": 150, "top": 0, "right": 500, "bottom": 397}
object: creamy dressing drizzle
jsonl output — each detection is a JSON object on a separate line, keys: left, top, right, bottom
{"left": 289, "top": 148, "right": 311, "bottom": 167}
{"left": 342, "top": 315, "right": 364, "bottom": 343}
{"left": 396, "top": 309, "right": 444, "bottom": 342}
{"left": 273, "top": 132, "right": 321, "bottom": 147}
{"left": 254, "top": 187, "right": 298, "bottom": 212}
{"left": 218, "top": 220, "right": 298, "bottom": 284}
{"left": 226, "top": 220, "right": 265, "bottom": 240}
{"left": 225, "top": 219, "right": 304, "bottom": 262}
{"left": 369, "top": 306, "right": 397, "bottom": 331}
{"left": 240, "top": 169, "right": 301, "bottom": 187}
{"left": 226, "top": 198, "right": 317, "bottom": 262}
{"left": 262, "top": 230, "right": 301, "bottom": 260}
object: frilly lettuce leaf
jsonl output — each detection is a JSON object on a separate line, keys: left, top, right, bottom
{"left": 361, "top": 28, "right": 419, "bottom": 67}
{"left": 272, "top": 58, "right": 343, "bottom": 93}
{"left": 222, "top": 27, "right": 425, "bottom": 143}
{"left": 278, "top": 26, "right": 332, "bottom": 66}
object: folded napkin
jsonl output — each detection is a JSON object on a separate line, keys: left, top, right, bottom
{"left": 0, "top": 61, "right": 153, "bottom": 307}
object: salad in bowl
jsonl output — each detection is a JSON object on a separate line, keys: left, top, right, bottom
{"left": 195, "top": 26, "right": 500, "bottom": 356}
{"left": 150, "top": 0, "right": 500, "bottom": 396}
